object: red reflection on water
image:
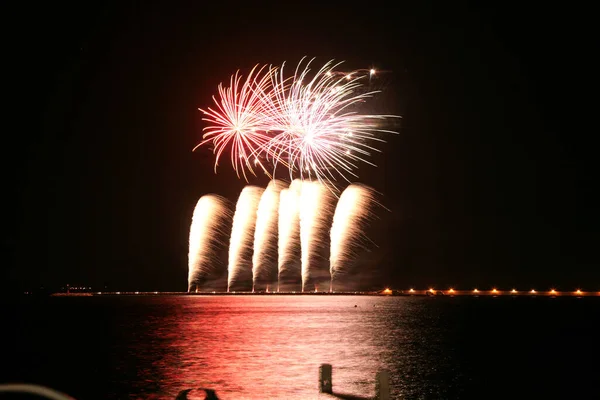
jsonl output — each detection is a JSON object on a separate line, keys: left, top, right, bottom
{"left": 149, "top": 296, "right": 389, "bottom": 399}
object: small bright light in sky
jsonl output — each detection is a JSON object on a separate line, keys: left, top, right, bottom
{"left": 511, "top": 289, "right": 517, "bottom": 293}
{"left": 473, "top": 288, "right": 479, "bottom": 293}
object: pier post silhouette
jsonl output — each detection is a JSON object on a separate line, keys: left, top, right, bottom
{"left": 375, "top": 370, "right": 390, "bottom": 400}
{"left": 319, "top": 364, "right": 333, "bottom": 394}
{"left": 318, "top": 363, "right": 390, "bottom": 399}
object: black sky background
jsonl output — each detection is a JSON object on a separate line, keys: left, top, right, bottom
{"left": 4, "top": 2, "right": 597, "bottom": 292}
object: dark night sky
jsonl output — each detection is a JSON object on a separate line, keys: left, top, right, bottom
{"left": 4, "top": 2, "right": 597, "bottom": 292}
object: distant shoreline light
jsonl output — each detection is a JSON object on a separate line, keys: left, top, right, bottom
{"left": 51, "top": 288, "right": 599, "bottom": 297}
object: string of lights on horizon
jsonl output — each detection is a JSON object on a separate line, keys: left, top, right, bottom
{"left": 382, "top": 288, "right": 597, "bottom": 296}
{"left": 50, "top": 288, "right": 600, "bottom": 297}
{"left": 54, "top": 287, "right": 598, "bottom": 295}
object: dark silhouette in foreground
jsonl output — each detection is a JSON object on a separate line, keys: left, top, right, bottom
{"left": 320, "top": 363, "right": 390, "bottom": 400}
{"left": 175, "top": 387, "right": 371, "bottom": 400}
{"left": 173, "top": 363, "right": 388, "bottom": 399}
{"left": 325, "top": 392, "right": 371, "bottom": 399}
{"left": 175, "top": 388, "right": 219, "bottom": 400}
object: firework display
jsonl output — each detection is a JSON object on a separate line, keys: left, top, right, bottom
{"left": 196, "top": 58, "right": 398, "bottom": 185}
{"left": 330, "top": 184, "right": 377, "bottom": 291}
{"left": 188, "top": 181, "right": 379, "bottom": 292}
{"left": 228, "top": 186, "right": 264, "bottom": 291}
{"left": 188, "top": 195, "right": 232, "bottom": 292}
{"left": 252, "top": 179, "right": 287, "bottom": 290}
{"left": 189, "top": 58, "right": 394, "bottom": 292}
{"left": 277, "top": 179, "right": 303, "bottom": 291}
{"left": 298, "top": 181, "right": 336, "bottom": 292}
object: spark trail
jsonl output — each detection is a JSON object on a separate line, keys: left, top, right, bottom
{"left": 188, "top": 195, "right": 232, "bottom": 292}
{"left": 252, "top": 179, "right": 287, "bottom": 291}
{"left": 228, "top": 186, "right": 264, "bottom": 291}
{"left": 196, "top": 64, "right": 277, "bottom": 181}
{"left": 277, "top": 179, "right": 303, "bottom": 291}
{"left": 266, "top": 58, "right": 392, "bottom": 186}
{"left": 298, "top": 181, "right": 335, "bottom": 292}
{"left": 329, "top": 184, "right": 376, "bottom": 292}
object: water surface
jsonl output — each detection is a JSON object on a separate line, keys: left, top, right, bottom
{"left": 3, "top": 296, "right": 598, "bottom": 399}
